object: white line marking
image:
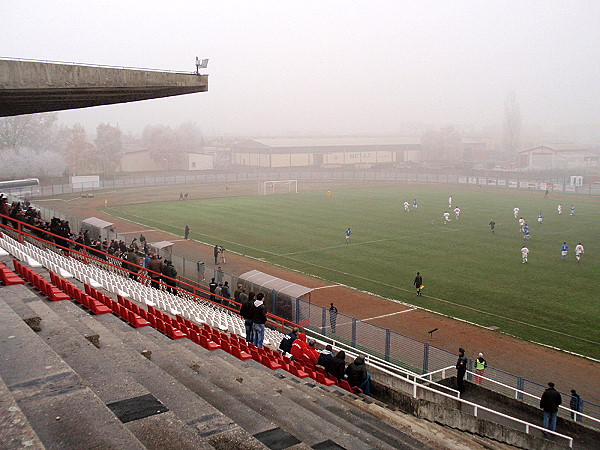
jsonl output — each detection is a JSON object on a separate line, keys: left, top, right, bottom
{"left": 362, "top": 308, "right": 417, "bottom": 321}
{"left": 118, "top": 229, "right": 158, "bottom": 234}
{"left": 311, "top": 285, "right": 341, "bottom": 291}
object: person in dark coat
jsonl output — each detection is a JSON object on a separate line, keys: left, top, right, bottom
{"left": 279, "top": 327, "right": 299, "bottom": 356}
{"left": 317, "top": 344, "right": 334, "bottom": 367}
{"left": 209, "top": 278, "right": 217, "bottom": 301}
{"left": 325, "top": 350, "right": 346, "bottom": 381}
{"left": 251, "top": 292, "right": 267, "bottom": 348}
{"left": 414, "top": 272, "right": 423, "bottom": 296}
{"left": 345, "top": 356, "right": 371, "bottom": 395}
{"left": 569, "top": 390, "right": 583, "bottom": 422}
{"left": 455, "top": 348, "right": 467, "bottom": 393}
{"left": 239, "top": 291, "right": 254, "bottom": 343}
{"left": 540, "top": 382, "right": 562, "bottom": 432}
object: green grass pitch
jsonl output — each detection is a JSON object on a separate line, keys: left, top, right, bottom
{"left": 108, "top": 184, "right": 600, "bottom": 359}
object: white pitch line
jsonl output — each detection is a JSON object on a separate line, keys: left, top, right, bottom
{"left": 118, "top": 229, "right": 158, "bottom": 234}
{"left": 362, "top": 308, "right": 417, "bottom": 321}
{"left": 311, "top": 285, "right": 341, "bottom": 291}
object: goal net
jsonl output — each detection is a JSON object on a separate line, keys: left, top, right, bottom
{"left": 260, "top": 180, "right": 298, "bottom": 195}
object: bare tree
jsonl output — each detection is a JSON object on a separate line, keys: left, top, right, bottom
{"left": 63, "top": 124, "right": 95, "bottom": 175}
{"left": 503, "top": 91, "right": 521, "bottom": 155}
{"left": 94, "top": 123, "right": 122, "bottom": 177}
{"left": 0, "top": 113, "right": 59, "bottom": 151}
{"left": 142, "top": 124, "right": 184, "bottom": 171}
{"left": 421, "top": 126, "right": 461, "bottom": 162}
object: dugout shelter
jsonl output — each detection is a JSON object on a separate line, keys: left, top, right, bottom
{"left": 81, "top": 216, "right": 114, "bottom": 241}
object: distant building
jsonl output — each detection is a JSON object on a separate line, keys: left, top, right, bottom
{"left": 119, "top": 146, "right": 215, "bottom": 172}
{"left": 518, "top": 145, "right": 598, "bottom": 170}
{"left": 461, "top": 139, "right": 488, "bottom": 162}
{"left": 231, "top": 137, "right": 421, "bottom": 168}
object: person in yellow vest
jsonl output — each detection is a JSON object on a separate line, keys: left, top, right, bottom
{"left": 475, "top": 352, "right": 487, "bottom": 384}
{"left": 327, "top": 189, "right": 332, "bottom": 198}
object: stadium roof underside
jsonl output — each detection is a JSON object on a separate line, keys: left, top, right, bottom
{"left": 0, "top": 59, "right": 208, "bottom": 116}
{"left": 239, "top": 270, "right": 313, "bottom": 298}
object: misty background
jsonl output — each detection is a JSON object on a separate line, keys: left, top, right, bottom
{"left": 2, "top": 0, "right": 599, "bottom": 137}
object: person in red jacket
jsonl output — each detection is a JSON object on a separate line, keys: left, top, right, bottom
{"left": 290, "top": 333, "right": 319, "bottom": 367}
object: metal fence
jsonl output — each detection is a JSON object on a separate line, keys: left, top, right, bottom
{"left": 4, "top": 171, "right": 599, "bottom": 423}
{"left": 4, "top": 169, "right": 600, "bottom": 198}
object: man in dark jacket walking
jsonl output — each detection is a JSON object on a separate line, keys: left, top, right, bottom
{"left": 540, "top": 382, "right": 562, "bottom": 432}
{"left": 251, "top": 293, "right": 267, "bottom": 348}
{"left": 345, "top": 356, "right": 371, "bottom": 395}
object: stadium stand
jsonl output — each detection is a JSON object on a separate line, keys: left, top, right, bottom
{"left": 3, "top": 213, "right": 600, "bottom": 448}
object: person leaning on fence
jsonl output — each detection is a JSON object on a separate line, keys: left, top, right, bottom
{"left": 325, "top": 350, "right": 346, "bottom": 381}
{"left": 540, "top": 382, "right": 562, "bottom": 433}
{"left": 209, "top": 278, "right": 217, "bottom": 301}
{"left": 221, "top": 281, "right": 231, "bottom": 299}
{"left": 240, "top": 291, "right": 254, "bottom": 343}
{"left": 329, "top": 303, "right": 338, "bottom": 333}
{"left": 125, "top": 248, "right": 139, "bottom": 281}
{"left": 278, "top": 327, "right": 299, "bottom": 357}
{"left": 345, "top": 356, "right": 372, "bottom": 396}
{"left": 570, "top": 389, "right": 583, "bottom": 422}
{"left": 251, "top": 292, "right": 267, "bottom": 348}
{"left": 474, "top": 352, "right": 487, "bottom": 385}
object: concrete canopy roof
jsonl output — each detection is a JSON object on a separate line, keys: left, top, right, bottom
{"left": 239, "top": 270, "right": 313, "bottom": 298}
{"left": 0, "top": 59, "right": 208, "bottom": 117}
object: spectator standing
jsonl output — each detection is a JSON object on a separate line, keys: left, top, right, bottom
{"left": 221, "top": 281, "right": 231, "bottom": 299}
{"left": 216, "top": 266, "right": 224, "bottom": 284}
{"left": 240, "top": 291, "right": 253, "bottom": 343}
{"left": 570, "top": 390, "right": 583, "bottom": 422}
{"left": 209, "top": 278, "right": 217, "bottom": 301}
{"left": 214, "top": 245, "right": 219, "bottom": 264}
{"left": 456, "top": 348, "right": 467, "bottom": 393}
{"left": 162, "top": 260, "right": 178, "bottom": 294}
{"left": 325, "top": 350, "right": 346, "bottom": 381}
{"left": 198, "top": 261, "right": 205, "bottom": 281}
{"left": 252, "top": 292, "right": 267, "bottom": 348}
{"left": 148, "top": 255, "right": 164, "bottom": 289}
{"left": 345, "top": 356, "right": 372, "bottom": 395}
{"left": 474, "top": 353, "right": 487, "bottom": 384}
{"left": 139, "top": 234, "right": 146, "bottom": 245}
{"left": 540, "top": 382, "right": 562, "bottom": 433}
{"left": 184, "top": 224, "right": 190, "bottom": 240}
{"left": 329, "top": 303, "right": 338, "bottom": 333}
{"left": 234, "top": 284, "right": 243, "bottom": 303}
{"left": 278, "top": 327, "right": 299, "bottom": 357}
{"left": 83, "top": 230, "right": 92, "bottom": 247}
{"left": 125, "top": 248, "right": 139, "bottom": 281}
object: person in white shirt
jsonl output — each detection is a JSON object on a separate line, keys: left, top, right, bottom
{"left": 454, "top": 207, "right": 461, "bottom": 220}
{"left": 514, "top": 207, "right": 520, "bottom": 219}
{"left": 404, "top": 201, "right": 410, "bottom": 211}
{"left": 521, "top": 246, "right": 529, "bottom": 263}
{"left": 575, "top": 243, "right": 584, "bottom": 262}
{"left": 557, "top": 204, "right": 562, "bottom": 215}
{"left": 448, "top": 196, "right": 453, "bottom": 208}
{"left": 518, "top": 217, "right": 525, "bottom": 231}
{"left": 443, "top": 212, "right": 451, "bottom": 224}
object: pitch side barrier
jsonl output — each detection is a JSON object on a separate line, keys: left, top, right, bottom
{"left": 4, "top": 195, "right": 599, "bottom": 422}
{"left": 4, "top": 169, "right": 600, "bottom": 198}
{"left": 0, "top": 214, "right": 297, "bottom": 335}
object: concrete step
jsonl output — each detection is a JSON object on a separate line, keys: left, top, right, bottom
{"left": 37, "top": 289, "right": 266, "bottom": 450}
{"left": 82, "top": 302, "right": 440, "bottom": 449}
{"left": 0, "top": 285, "right": 147, "bottom": 450}
{"left": 23, "top": 290, "right": 222, "bottom": 450}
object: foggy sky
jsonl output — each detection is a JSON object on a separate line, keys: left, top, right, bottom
{"left": 2, "top": 1, "right": 600, "bottom": 137}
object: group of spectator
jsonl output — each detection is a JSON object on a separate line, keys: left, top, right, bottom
{"left": 237, "top": 287, "right": 267, "bottom": 348}
{"left": 278, "top": 326, "right": 372, "bottom": 395}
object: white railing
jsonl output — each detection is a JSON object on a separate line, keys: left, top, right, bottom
{"left": 464, "top": 369, "right": 599, "bottom": 427}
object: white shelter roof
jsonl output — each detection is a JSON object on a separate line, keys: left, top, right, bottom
{"left": 239, "top": 269, "right": 313, "bottom": 298}
{"left": 82, "top": 217, "right": 113, "bottom": 229}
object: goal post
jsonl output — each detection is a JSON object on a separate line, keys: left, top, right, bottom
{"left": 259, "top": 180, "right": 298, "bottom": 195}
